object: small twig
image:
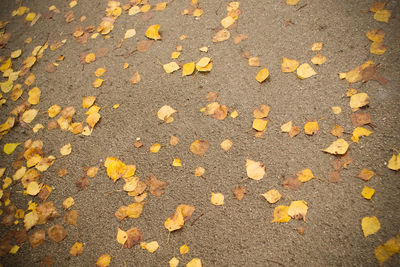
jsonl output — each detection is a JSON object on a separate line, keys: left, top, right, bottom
{"left": 266, "top": 259, "right": 285, "bottom": 266}
{"left": 296, "top": 4, "right": 307, "bottom": 11}
{"left": 191, "top": 213, "right": 204, "bottom": 226}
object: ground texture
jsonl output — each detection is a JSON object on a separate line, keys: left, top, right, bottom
{"left": 0, "top": 0, "right": 400, "bottom": 266}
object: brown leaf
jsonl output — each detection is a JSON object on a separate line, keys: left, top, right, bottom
{"left": 65, "top": 11, "right": 75, "bottom": 23}
{"left": 40, "top": 254, "right": 55, "bottom": 267}
{"left": 124, "top": 227, "right": 142, "bottom": 248}
{"left": 297, "top": 226, "right": 306, "bottom": 235}
{"left": 349, "top": 113, "right": 371, "bottom": 127}
{"left": 232, "top": 186, "right": 246, "bottom": 200}
{"left": 64, "top": 210, "right": 78, "bottom": 226}
{"left": 332, "top": 154, "right": 354, "bottom": 171}
{"left": 45, "top": 63, "right": 56, "bottom": 73}
{"left": 29, "top": 229, "right": 45, "bottom": 248}
{"left": 357, "top": 169, "right": 375, "bottom": 181}
{"left": 133, "top": 140, "right": 143, "bottom": 148}
{"left": 47, "top": 224, "right": 67, "bottom": 243}
{"left": 47, "top": 119, "right": 58, "bottom": 130}
{"left": 37, "top": 202, "right": 59, "bottom": 224}
{"left": 253, "top": 104, "right": 270, "bottom": 119}
{"left": 233, "top": 34, "right": 248, "bottom": 44}
{"left": 331, "top": 124, "right": 344, "bottom": 138}
{"left": 328, "top": 171, "right": 341, "bottom": 183}
{"left": 96, "top": 48, "right": 109, "bottom": 58}
{"left": 38, "top": 185, "right": 52, "bottom": 201}
{"left": 57, "top": 168, "right": 68, "bottom": 177}
{"left": 145, "top": 173, "right": 169, "bottom": 196}
{"left": 289, "top": 126, "right": 300, "bottom": 138}
{"left": 190, "top": 140, "right": 210, "bottom": 157}
{"left": 282, "top": 177, "right": 301, "bottom": 190}
{"left": 137, "top": 40, "right": 153, "bottom": 52}
{"left": 206, "top": 92, "right": 218, "bottom": 102}
{"left": 170, "top": 135, "right": 179, "bottom": 146}
{"left": 15, "top": 229, "right": 27, "bottom": 244}
{"left": 75, "top": 177, "right": 89, "bottom": 190}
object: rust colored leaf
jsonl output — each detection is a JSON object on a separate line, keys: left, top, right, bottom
{"left": 37, "top": 202, "right": 59, "bottom": 225}
{"left": 124, "top": 227, "right": 142, "bottom": 248}
{"left": 47, "top": 224, "right": 67, "bottom": 243}
{"left": 145, "top": 173, "right": 169, "bottom": 196}
{"left": 349, "top": 113, "right": 371, "bottom": 127}
{"left": 29, "top": 230, "right": 45, "bottom": 248}
{"left": 206, "top": 92, "right": 218, "bottom": 102}
{"left": 232, "top": 186, "right": 246, "bottom": 200}
{"left": 40, "top": 254, "right": 55, "bottom": 267}
{"left": 137, "top": 40, "right": 153, "bottom": 52}
{"left": 64, "top": 210, "right": 78, "bottom": 226}
{"left": 282, "top": 177, "right": 301, "bottom": 190}
{"left": 328, "top": 171, "right": 341, "bottom": 183}
{"left": 15, "top": 229, "right": 27, "bottom": 244}
{"left": 75, "top": 177, "right": 89, "bottom": 190}
{"left": 190, "top": 140, "right": 210, "bottom": 157}
{"left": 289, "top": 126, "right": 300, "bottom": 138}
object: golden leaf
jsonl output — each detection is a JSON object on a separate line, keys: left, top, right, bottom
{"left": 63, "top": 197, "right": 74, "bottom": 209}
{"left": 271, "top": 206, "right": 291, "bottom": 223}
{"left": 351, "top": 127, "right": 372, "bottom": 143}
{"left": 255, "top": 68, "right": 269, "bottom": 83}
{"left": 116, "top": 228, "right": 128, "bottom": 245}
{"left": 104, "top": 157, "right": 126, "bottom": 182}
{"left": 85, "top": 53, "right": 96, "bottom": 63}
{"left": 388, "top": 153, "right": 400, "bottom": 171}
{"left": 169, "top": 257, "right": 180, "bottom": 267}
{"left": 140, "top": 241, "right": 159, "bottom": 253}
{"left": 220, "top": 139, "right": 233, "bottom": 151}
{"left": 86, "top": 112, "right": 101, "bottom": 128}
{"left": 124, "top": 29, "right": 136, "bottom": 39}
{"left": 297, "top": 63, "right": 316, "bottom": 79}
{"left": 374, "top": 9, "right": 391, "bottom": 23}
{"left": 187, "top": 258, "right": 202, "bottom": 267}
{"left": 70, "top": 242, "right": 83, "bottom": 256}
{"left": 194, "top": 166, "right": 205, "bottom": 177}
{"left": 48, "top": 104, "right": 61, "bottom": 118}
{"left": 252, "top": 119, "right": 268, "bottom": 132}
{"left": 281, "top": 57, "right": 299, "bottom": 73}
{"left": 3, "top": 143, "right": 20, "bottom": 155}
{"left": 261, "top": 189, "right": 282, "bottom": 204}
{"left": 172, "top": 158, "right": 182, "bottom": 167}
{"left": 370, "top": 41, "right": 386, "bottom": 55}
{"left": 92, "top": 78, "right": 103, "bottom": 88}
{"left": 253, "top": 104, "right": 270, "bottom": 118}
{"left": 182, "top": 62, "right": 195, "bottom": 76}
{"left": 361, "top": 185, "right": 375, "bottom": 200}
{"left": 246, "top": 159, "right": 266, "bottom": 180}
{"left": 190, "top": 139, "right": 210, "bottom": 157}
{"left": 96, "top": 254, "right": 111, "bottom": 267}
{"left": 304, "top": 121, "right": 319, "bottom": 135}
{"left": 210, "top": 192, "right": 224, "bottom": 206}
{"left": 145, "top": 24, "right": 161, "bottom": 40}
{"left": 22, "top": 109, "right": 38, "bottom": 123}
{"left": 357, "top": 168, "right": 375, "bottom": 181}
{"left": 286, "top": 0, "right": 299, "bottom": 5}
{"left": 212, "top": 29, "right": 230, "bottom": 42}
{"left": 163, "top": 62, "right": 180, "bottom": 74}
{"left": 157, "top": 105, "right": 177, "bottom": 123}
{"left": 323, "top": 139, "right": 349, "bottom": 155}
{"left": 366, "top": 29, "right": 385, "bottom": 42}
{"left": 164, "top": 204, "right": 195, "bottom": 232}
{"left": 311, "top": 53, "right": 326, "bottom": 65}
{"left": 130, "top": 71, "right": 141, "bottom": 84}
{"left": 361, "top": 216, "right": 381, "bottom": 237}
{"left": 94, "top": 68, "right": 106, "bottom": 77}
{"left": 281, "top": 121, "right": 293, "bottom": 132}
{"left": 311, "top": 42, "right": 323, "bottom": 51}
{"left": 149, "top": 143, "right": 161, "bottom": 153}
{"left": 26, "top": 181, "right": 41, "bottom": 195}
{"left": 296, "top": 168, "right": 314, "bottom": 182}
{"left": 171, "top": 51, "right": 180, "bottom": 59}
{"left": 350, "top": 93, "right": 369, "bottom": 111}
{"left": 82, "top": 96, "right": 96, "bottom": 108}
{"left": 288, "top": 200, "right": 308, "bottom": 221}
{"left": 331, "top": 106, "right": 342, "bottom": 114}
{"left": 374, "top": 235, "right": 400, "bottom": 264}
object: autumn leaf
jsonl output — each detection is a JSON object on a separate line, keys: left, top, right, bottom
{"left": 3, "top": 143, "right": 20, "bottom": 155}
{"left": 145, "top": 24, "right": 161, "bottom": 40}
{"left": 297, "top": 63, "right": 316, "bottom": 79}
{"left": 212, "top": 29, "right": 230, "bottom": 42}
{"left": 157, "top": 105, "right": 177, "bottom": 123}
{"left": 281, "top": 57, "right": 299, "bottom": 72}
{"left": 388, "top": 153, "right": 400, "bottom": 171}
{"left": 271, "top": 206, "right": 291, "bottom": 223}
{"left": 357, "top": 169, "right": 375, "bottom": 181}
{"left": 351, "top": 127, "right": 372, "bottom": 143}
{"left": 252, "top": 119, "right": 268, "bottom": 132}
{"left": 163, "top": 62, "right": 180, "bottom": 74}
{"left": 210, "top": 192, "right": 224, "bottom": 206}
{"left": 182, "top": 62, "right": 195, "bottom": 76}
{"left": 140, "top": 241, "right": 159, "bottom": 253}
{"left": 180, "top": 244, "right": 189, "bottom": 255}
{"left": 124, "top": 227, "right": 142, "bottom": 248}
{"left": 361, "top": 216, "right": 381, "bottom": 237}
{"left": 220, "top": 139, "right": 233, "bottom": 151}
{"left": 374, "top": 235, "right": 400, "bottom": 264}
{"left": 304, "top": 120, "right": 319, "bottom": 135}
{"left": 145, "top": 173, "right": 169, "bottom": 196}
{"left": 187, "top": 258, "right": 202, "bottom": 267}
{"left": 311, "top": 53, "right": 326, "bottom": 65}
{"left": 361, "top": 186, "right": 375, "bottom": 200}
{"left": 255, "top": 68, "right": 269, "bottom": 83}
{"left": 164, "top": 204, "right": 195, "bottom": 232}
{"left": 149, "top": 143, "right": 161, "bottom": 153}
{"left": 288, "top": 200, "right": 308, "bottom": 221}
{"left": 70, "top": 242, "right": 84, "bottom": 256}
{"left": 323, "top": 139, "right": 349, "bottom": 155}
{"left": 96, "top": 254, "right": 111, "bottom": 267}
{"left": 104, "top": 157, "right": 127, "bottom": 182}
{"left": 47, "top": 224, "right": 67, "bottom": 242}
{"left": 190, "top": 139, "right": 210, "bottom": 157}
{"left": 296, "top": 169, "right": 314, "bottom": 182}
{"left": 232, "top": 186, "right": 246, "bottom": 200}
{"left": 116, "top": 228, "right": 128, "bottom": 245}
{"left": 261, "top": 189, "right": 282, "bottom": 204}
{"left": 29, "top": 230, "right": 45, "bottom": 248}
{"left": 246, "top": 159, "right": 266, "bottom": 180}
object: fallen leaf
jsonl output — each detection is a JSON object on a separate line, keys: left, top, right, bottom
{"left": 281, "top": 57, "right": 299, "bottom": 72}
{"left": 289, "top": 125, "right": 300, "bottom": 138}
{"left": 87, "top": 167, "right": 99, "bottom": 178}
{"left": 85, "top": 53, "right": 96, "bottom": 63}
{"left": 29, "top": 230, "right": 45, "bottom": 248}
{"left": 92, "top": 78, "right": 103, "bottom": 88}
{"left": 212, "top": 29, "right": 230, "bottom": 42}
{"left": 370, "top": 41, "right": 386, "bottom": 55}
{"left": 190, "top": 140, "right": 210, "bottom": 157}
{"left": 28, "top": 87, "right": 41, "bottom": 105}
{"left": 233, "top": 34, "right": 248, "bottom": 44}
{"left": 361, "top": 185, "right": 375, "bottom": 200}
{"left": 351, "top": 127, "right": 372, "bottom": 143}
{"left": 3, "top": 143, "right": 20, "bottom": 155}
{"left": 255, "top": 68, "right": 269, "bottom": 83}
{"left": 182, "top": 62, "right": 195, "bottom": 76}
{"left": 140, "top": 241, "right": 159, "bottom": 253}
{"left": 349, "top": 113, "right": 371, "bottom": 127}
{"left": 253, "top": 104, "right": 270, "bottom": 118}
{"left": 163, "top": 62, "right": 180, "bottom": 74}
{"left": 164, "top": 204, "right": 195, "bottom": 232}
{"left": 252, "top": 119, "right": 268, "bottom": 132}
{"left": 282, "top": 177, "right": 301, "bottom": 190}
{"left": 297, "top": 63, "right": 316, "bottom": 79}
{"left": 170, "top": 135, "right": 179, "bottom": 146}
{"left": 304, "top": 120, "right": 319, "bottom": 135}
{"left": 286, "top": 0, "right": 299, "bottom": 6}
{"left": 194, "top": 166, "right": 205, "bottom": 177}
{"left": 47, "top": 224, "right": 67, "bottom": 242}
{"left": 70, "top": 242, "right": 83, "bottom": 256}
{"left": 60, "top": 143, "right": 71, "bottom": 156}
{"left": 145, "top": 24, "right": 161, "bottom": 40}
{"left": 232, "top": 186, "right": 246, "bottom": 200}
{"left": 296, "top": 169, "right": 314, "bottom": 182}
{"left": 145, "top": 173, "right": 169, "bottom": 196}
{"left": 172, "top": 158, "right": 182, "bottom": 167}
{"left": 104, "top": 157, "right": 127, "bottom": 182}
{"left": 64, "top": 210, "right": 78, "bottom": 226}
{"left": 370, "top": 2, "right": 386, "bottom": 12}
{"left": 116, "top": 228, "right": 128, "bottom": 245}
{"left": 82, "top": 96, "right": 96, "bottom": 109}
{"left": 169, "top": 257, "right": 180, "bottom": 267}
{"left": 362, "top": 216, "right": 381, "bottom": 237}
{"left": 328, "top": 171, "right": 341, "bottom": 183}
{"left": 187, "top": 258, "right": 202, "bottom": 267}
{"left": 48, "top": 104, "right": 61, "bottom": 118}
{"left": 288, "top": 200, "right": 308, "bottom": 221}
{"left": 331, "top": 124, "right": 344, "bottom": 138}
{"left": 357, "top": 168, "right": 375, "bottom": 181}
{"left": 261, "top": 189, "right": 282, "bottom": 204}
{"left": 271, "top": 205, "right": 291, "bottom": 223}
{"left": 157, "top": 105, "right": 177, "bottom": 123}
{"left": 311, "top": 42, "right": 323, "bottom": 51}
{"left": 248, "top": 57, "right": 260, "bottom": 67}
{"left": 22, "top": 109, "right": 38, "bottom": 123}
{"left": 24, "top": 211, "right": 39, "bottom": 230}
{"left": 366, "top": 29, "right": 385, "bottom": 42}
{"left": 96, "top": 254, "right": 111, "bottom": 267}
{"left": 388, "top": 153, "right": 400, "bottom": 171}
{"left": 26, "top": 181, "right": 41, "bottom": 195}
{"left": 210, "top": 192, "right": 224, "bottom": 206}
{"left": 246, "top": 159, "right": 266, "bottom": 180}
{"left": 124, "top": 227, "right": 142, "bottom": 248}
{"left": 374, "top": 235, "right": 400, "bottom": 264}
{"left": 374, "top": 9, "right": 391, "bottom": 23}
{"left": 220, "top": 139, "right": 233, "bottom": 151}
{"left": 137, "top": 40, "right": 153, "bottom": 52}
{"left": 323, "top": 139, "right": 349, "bottom": 155}
{"left": 180, "top": 244, "right": 189, "bottom": 255}
{"left": 124, "top": 29, "right": 136, "bottom": 39}
{"left": 63, "top": 197, "right": 74, "bottom": 209}
{"left": 149, "top": 143, "right": 161, "bottom": 153}
{"left": 311, "top": 53, "right": 326, "bottom": 65}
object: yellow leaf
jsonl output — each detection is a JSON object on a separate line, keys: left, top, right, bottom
{"left": 94, "top": 68, "right": 106, "bottom": 77}
{"left": 24, "top": 211, "right": 39, "bottom": 230}
{"left": 0, "top": 58, "right": 12, "bottom": 72}
{"left": 82, "top": 96, "right": 96, "bottom": 108}
{"left": 252, "top": 119, "right": 268, "bottom": 132}
{"left": 350, "top": 93, "right": 369, "bottom": 111}
{"left": 361, "top": 216, "right": 381, "bottom": 237}
{"left": 70, "top": 242, "right": 83, "bottom": 256}
{"left": 11, "top": 49, "right": 22, "bottom": 59}
{"left": 196, "top": 62, "right": 212, "bottom": 72}
{"left": 86, "top": 105, "right": 100, "bottom": 115}
{"left": 255, "top": 68, "right": 269, "bottom": 83}
{"left": 212, "top": 29, "right": 230, "bottom": 42}
{"left": 163, "top": 62, "right": 180, "bottom": 74}
{"left": 370, "top": 2, "right": 386, "bottom": 12}
{"left": 388, "top": 153, "right": 400, "bottom": 171}
{"left": 48, "top": 104, "right": 61, "bottom": 118}
{"left": 366, "top": 29, "right": 385, "bottom": 42}
{"left": 361, "top": 186, "right": 375, "bottom": 200}
{"left": 0, "top": 80, "right": 13, "bottom": 93}
{"left": 193, "top": 8, "right": 203, "bottom": 17}
{"left": 246, "top": 159, "right": 266, "bottom": 180}
{"left": 93, "top": 78, "right": 103, "bottom": 88}
{"left": 374, "top": 9, "right": 391, "bottom": 23}
{"left": 288, "top": 200, "right": 308, "bottom": 221}
{"left": 26, "top": 181, "right": 40, "bottom": 196}
{"left": 164, "top": 204, "right": 195, "bottom": 232}
{"left": 171, "top": 51, "right": 180, "bottom": 59}
{"left": 87, "top": 167, "right": 99, "bottom": 178}
{"left": 331, "top": 106, "right": 342, "bottom": 114}
{"left": 9, "top": 245, "right": 19, "bottom": 254}
{"left": 22, "top": 109, "right": 38, "bottom": 123}
{"left": 281, "top": 57, "right": 299, "bottom": 73}
{"left": 155, "top": 2, "right": 167, "bottom": 11}
{"left": 85, "top": 53, "right": 96, "bottom": 63}
{"left": 296, "top": 168, "right": 314, "bottom": 182}
{"left": 304, "top": 121, "right": 319, "bottom": 135}
{"left": 261, "top": 189, "right": 282, "bottom": 204}
{"left": 86, "top": 112, "right": 101, "bottom": 128}
{"left": 123, "top": 62, "right": 129, "bottom": 69}
{"left": 124, "top": 29, "right": 136, "bottom": 39}
{"left": 104, "top": 157, "right": 127, "bottom": 182}
{"left": 186, "top": 258, "right": 202, "bottom": 267}
{"left": 271, "top": 205, "right": 291, "bottom": 223}
{"left": 286, "top": 0, "right": 299, "bottom": 5}
{"left": 145, "top": 24, "right": 161, "bottom": 40}
{"left": 253, "top": 104, "right": 270, "bottom": 118}
{"left": 281, "top": 121, "right": 293, "bottom": 132}
{"left": 60, "top": 143, "right": 71, "bottom": 156}
{"left": 27, "top": 87, "right": 40, "bottom": 105}
{"left": 311, "top": 42, "right": 323, "bottom": 51}
{"left": 140, "top": 241, "right": 159, "bottom": 253}
{"left": 196, "top": 57, "right": 211, "bottom": 68}
{"left": 370, "top": 41, "right": 386, "bottom": 55}
{"left": 323, "top": 138, "right": 349, "bottom": 155}
{"left": 180, "top": 244, "right": 189, "bottom": 255}
{"left": 194, "top": 166, "right": 205, "bottom": 177}
{"left": 157, "top": 105, "right": 177, "bottom": 123}
{"left": 297, "top": 63, "right": 316, "bottom": 79}
{"left": 4, "top": 143, "right": 20, "bottom": 155}
{"left": 116, "top": 228, "right": 128, "bottom": 245}
{"left": 351, "top": 127, "right": 373, "bottom": 143}
{"left": 96, "top": 254, "right": 111, "bottom": 267}
{"left": 141, "top": 4, "right": 151, "bottom": 13}
{"left": 2, "top": 177, "right": 12, "bottom": 189}
{"left": 172, "top": 158, "right": 182, "bottom": 167}
{"left": 169, "top": 257, "right": 179, "bottom": 267}
{"left": 220, "top": 139, "right": 233, "bottom": 151}
{"left": 199, "top": 46, "right": 208, "bottom": 52}
{"left": 130, "top": 71, "right": 141, "bottom": 84}
{"left": 374, "top": 235, "right": 400, "bottom": 264}
{"left": 311, "top": 53, "right": 326, "bottom": 65}
{"left": 210, "top": 192, "right": 224, "bottom": 206}
{"left": 221, "top": 16, "right": 235, "bottom": 28}
{"left": 63, "top": 197, "right": 75, "bottom": 209}
{"left": 25, "top": 12, "right": 36, "bottom": 21}
{"left": 230, "top": 109, "right": 238, "bottom": 118}
{"left": 32, "top": 123, "right": 44, "bottom": 133}
{"left": 150, "top": 143, "right": 161, "bottom": 153}
{"left": 182, "top": 62, "right": 195, "bottom": 76}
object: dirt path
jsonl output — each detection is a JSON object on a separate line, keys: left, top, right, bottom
{"left": 0, "top": 0, "right": 400, "bottom": 266}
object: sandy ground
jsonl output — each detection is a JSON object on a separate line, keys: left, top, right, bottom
{"left": 0, "top": 0, "right": 400, "bottom": 266}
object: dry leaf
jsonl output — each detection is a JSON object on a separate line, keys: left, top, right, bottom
{"left": 388, "top": 153, "right": 400, "bottom": 171}
{"left": 212, "top": 29, "right": 230, "bottom": 42}
{"left": 282, "top": 177, "right": 301, "bottom": 190}
{"left": 164, "top": 204, "right": 195, "bottom": 232}
{"left": 145, "top": 24, "right": 161, "bottom": 40}
{"left": 331, "top": 106, "right": 342, "bottom": 114}
{"left": 170, "top": 135, "right": 179, "bottom": 146}
{"left": 116, "top": 228, "right": 128, "bottom": 245}
{"left": 220, "top": 139, "right": 233, "bottom": 151}
{"left": 248, "top": 57, "right": 260, "bottom": 67}
{"left": 140, "top": 241, "right": 159, "bottom": 253}
{"left": 357, "top": 169, "right": 375, "bottom": 181}
{"left": 124, "top": 227, "right": 142, "bottom": 248}
{"left": 194, "top": 166, "right": 205, "bottom": 177}
{"left": 362, "top": 216, "right": 381, "bottom": 237}
{"left": 145, "top": 173, "right": 169, "bottom": 196}
{"left": 374, "top": 9, "right": 391, "bottom": 23}
{"left": 187, "top": 258, "right": 202, "bottom": 267}
{"left": 60, "top": 143, "right": 71, "bottom": 156}
{"left": 190, "top": 140, "right": 210, "bottom": 157}
{"left": 323, "top": 139, "right": 349, "bottom": 155}
{"left": 47, "top": 224, "right": 67, "bottom": 242}
{"left": 163, "top": 62, "right": 180, "bottom": 74}
{"left": 271, "top": 206, "right": 291, "bottom": 223}
{"left": 261, "top": 189, "right": 282, "bottom": 204}
{"left": 180, "top": 244, "right": 189, "bottom": 255}
{"left": 361, "top": 185, "right": 375, "bottom": 200}
{"left": 304, "top": 120, "right": 319, "bottom": 135}
{"left": 331, "top": 124, "right": 344, "bottom": 138}
{"left": 311, "top": 53, "right": 326, "bottom": 65}
{"left": 328, "top": 171, "right": 341, "bottom": 183}
{"left": 255, "top": 68, "right": 269, "bottom": 83}
{"left": 374, "top": 235, "right": 400, "bottom": 264}
{"left": 366, "top": 29, "right": 385, "bottom": 42}
{"left": 29, "top": 230, "right": 45, "bottom": 248}
{"left": 349, "top": 113, "right": 371, "bottom": 127}
{"left": 124, "top": 29, "right": 136, "bottom": 39}
{"left": 288, "top": 200, "right": 308, "bottom": 221}
{"left": 253, "top": 119, "right": 268, "bottom": 132}
{"left": 96, "top": 254, "right": 111, "bottom": 267}
{"left": 70, "top": 242, "right": 83, "bottom": 256}
{"left": 64, "top": 210, "right": 78, "bottom": 226}
{"left": 253, "top": 104, "right": 270, "bottom": 118}
{"left": 157, "top": 105, "right": 177, "bottom": 123}
{"left": 286, "top": 0, "right": 299, "bottom": 5}
{"left": 351, "top": 127, "right": 372, "bottom": 143}
{"left": 63, "top": 197, "right": 74, "bottom": 209}
{"left": 210, "top": 192, "right": 224, "bottom": 206}
{"left": 297, "top": 63, "right": 316, "bottom": 79}
{"left": 246, "top": 159, "right": 266, "bottom": 180}
{"left": 232, "top": 186, "right": 246, "bottom": 200}
{"left": 182, "top": 62, "right": 195, "bottom": 76}
{"left": 233, "top": 34, "right": 248, "bottom": 44}
{"left": 296, "top": 169, "right": 314, "bottom": 182}
{"left": 281, "top": 57, "right": 299, "bottom": 73}
{"left": 311, "top": 42, "right": 323, "bottom": 51}
{"left": 149, "top": 143, "right": 161, "bottom": 153}
{"left": 82, "top": 96, "right": 96, "bottom": 109}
